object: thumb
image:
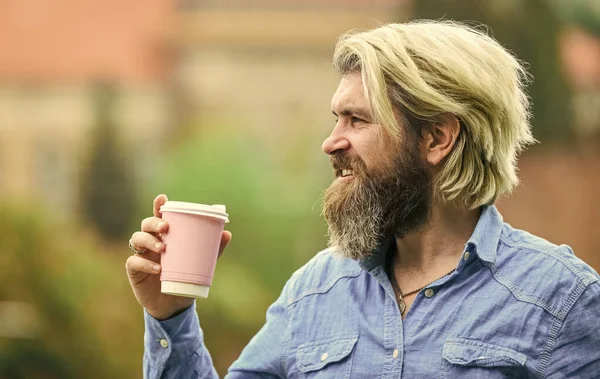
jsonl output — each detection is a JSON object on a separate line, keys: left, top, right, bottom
{"left": 218, "top": 230, "right": 232, "bottom": 258}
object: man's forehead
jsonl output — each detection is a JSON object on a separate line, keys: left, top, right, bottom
{"left": 331, "top": 73, "right": 371, "bottom": 115}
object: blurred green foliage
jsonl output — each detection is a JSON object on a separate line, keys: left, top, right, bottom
{"left": 147, "top": 125, "right": 330, "bottom": 373}
{"left": 0, "top": 206, "right": 144, "bottom": 378}
{"left": 562, "top": 0, "right": 600, "bottom": 36}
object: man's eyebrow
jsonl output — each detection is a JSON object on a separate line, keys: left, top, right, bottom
{"left": 331, "top": 107, "right": 371, "bottom": 119}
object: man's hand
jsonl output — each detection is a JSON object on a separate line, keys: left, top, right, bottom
{"left": 125, "top": 194, "right": 232, "bottom": 320}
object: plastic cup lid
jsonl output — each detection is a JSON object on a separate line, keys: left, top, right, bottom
{"left": 160, "top": 201, "right": 229, "bottom": 222}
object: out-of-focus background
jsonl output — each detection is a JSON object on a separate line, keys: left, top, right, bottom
{"left": 0, "top": 0, "right": 598, "bottom": 377}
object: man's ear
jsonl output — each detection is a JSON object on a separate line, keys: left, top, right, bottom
{"left": 420, "top": 115, "right": 461, "bottom": 166}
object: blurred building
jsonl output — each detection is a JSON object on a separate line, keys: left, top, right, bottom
{"left": 0, "top": 0, "right": 409, "bottom": 216}
{"left": 0, "top": 0, "right": 174, "bottom": 213}
{"left": 170, "top": 1, "right": 411, "bottom": 218}
{"left": 0, "top": 0, "right": 599, "bottom": 218}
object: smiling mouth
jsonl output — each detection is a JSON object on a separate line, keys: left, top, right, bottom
{"left": 337, "top": 169, "right": 355, "bottom": 179}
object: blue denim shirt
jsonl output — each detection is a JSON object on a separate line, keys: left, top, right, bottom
{"left": 143, "top": 206, "right": 600, "bottom": 378}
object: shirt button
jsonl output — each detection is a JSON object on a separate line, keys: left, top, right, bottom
{"left": 464, "top": 251, "right": 470, "bottom": 261}
{"left": 424, "top": 288, "right": 435, "bottom": 298}
{"left": 321, "top": 352, "right": 328, "bottom": 361}
{"left": 393, "top": 349, "right": 399, "bottom": 359}
{"left": 159, "top": 339, "right": 169, "bottom": 349}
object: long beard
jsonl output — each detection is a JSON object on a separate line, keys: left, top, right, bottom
{"left": 322, "top": 147, "right": 431, "bottom": 261}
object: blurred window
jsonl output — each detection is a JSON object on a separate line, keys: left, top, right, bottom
{"left": 34, "top": 136, "right": 73, "bottom": 214}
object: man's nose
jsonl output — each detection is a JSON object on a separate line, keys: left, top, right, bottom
{"left": 322, "top": 127, "right": 350, "bottom": 155}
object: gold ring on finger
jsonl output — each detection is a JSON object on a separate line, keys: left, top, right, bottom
{"left": 128, "top": 240, "right": 147, "bottom": 256}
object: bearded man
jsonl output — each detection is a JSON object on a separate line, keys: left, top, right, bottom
{"left": 126, "top": 20, "right": 600, "bottom": 378}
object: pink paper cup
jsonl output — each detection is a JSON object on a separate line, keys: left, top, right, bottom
{"left": 159, "top": 201, "right": 229, "bottom": 298}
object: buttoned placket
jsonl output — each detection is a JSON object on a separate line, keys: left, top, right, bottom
{"left": 364, "top": 241, "right": 477, "bottom": 378}
{"left": 399, "top": 246, "right": 476, "bottom": 374}
{"left": 369, "top": 264, "right": 405, "bottom": 378}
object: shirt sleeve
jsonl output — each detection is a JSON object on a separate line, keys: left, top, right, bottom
{"left": 143, "top": 302, "right": 218, "bottom": 379}
{"left": 545, "top": 281, "right": 600, "bottom": 378}
{"left": 224, "top": 278, "right": 292, "bottom": 378}
{"left": 143, "top": 277, "right": 293, "bottom": 379}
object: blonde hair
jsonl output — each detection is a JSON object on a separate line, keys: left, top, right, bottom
{"left": 333, "top": 20, "right": 536, "bottom": 208}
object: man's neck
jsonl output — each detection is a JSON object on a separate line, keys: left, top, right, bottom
{"left": 394, "top": 202, "right": 482, "bottom": 273}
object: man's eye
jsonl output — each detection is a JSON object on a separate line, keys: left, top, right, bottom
{"left": 334, "top": 118, "right": 339, "bottom": 125}
{"left": 351, "top": 116, "right": 364, "bottom": 124}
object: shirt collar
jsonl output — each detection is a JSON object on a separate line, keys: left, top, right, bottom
{"left": 359, "top": 235, "right": 394, "bottom": 273}
{"left": 465, "top": 205, "right": 504, "bottom": 264}
{"left": 359, "top": 204, "right": 504, "bottom": 270}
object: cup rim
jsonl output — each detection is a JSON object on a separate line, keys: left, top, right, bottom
{"left": 160, "top": 201, "right": 229, "bottom": 222}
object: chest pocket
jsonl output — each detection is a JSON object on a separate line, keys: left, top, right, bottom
{"left": 439, "top": 338, "right": 528, "bottom": 379}
{"left": 296, "top": 336, "right": 358, "bottom": 378}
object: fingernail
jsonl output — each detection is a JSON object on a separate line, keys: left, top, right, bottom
{"left": 155, "top": 242, "right": 163, "bottom": 250}
{"left": 153, "top": 264, "right": 160, "bottom": 272}
{"left": 157, "top": 222, "right": 165, "bottom": 230}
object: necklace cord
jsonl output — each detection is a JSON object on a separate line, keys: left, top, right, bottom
{"left": 386, "top": 251, "right": 455, "bottom": 314}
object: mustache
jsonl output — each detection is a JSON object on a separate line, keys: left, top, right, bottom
{"left": 330, "top": 154, "right": 367, "bottom": 174}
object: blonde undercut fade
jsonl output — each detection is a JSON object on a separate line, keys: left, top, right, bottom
{"left": 332, "top": 20, "right": 536, "bottom": 209}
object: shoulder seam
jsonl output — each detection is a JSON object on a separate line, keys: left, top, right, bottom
{"left": 284, "top": 249, "right": 361, "bottom": 306}
{"left": 287, "top": 272, "right": 362, "bottom": 306}
{"left": 498, "top": 236, "right": 596, "bottom": 286}
{"left": 488, "top": 239, "right": 596, "bottom": 320}
{"left": 539, "top": 280, "right": 595, "bottom": 377}
{"left": 484, "top": 262, "right": 558, "bottom": 318}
